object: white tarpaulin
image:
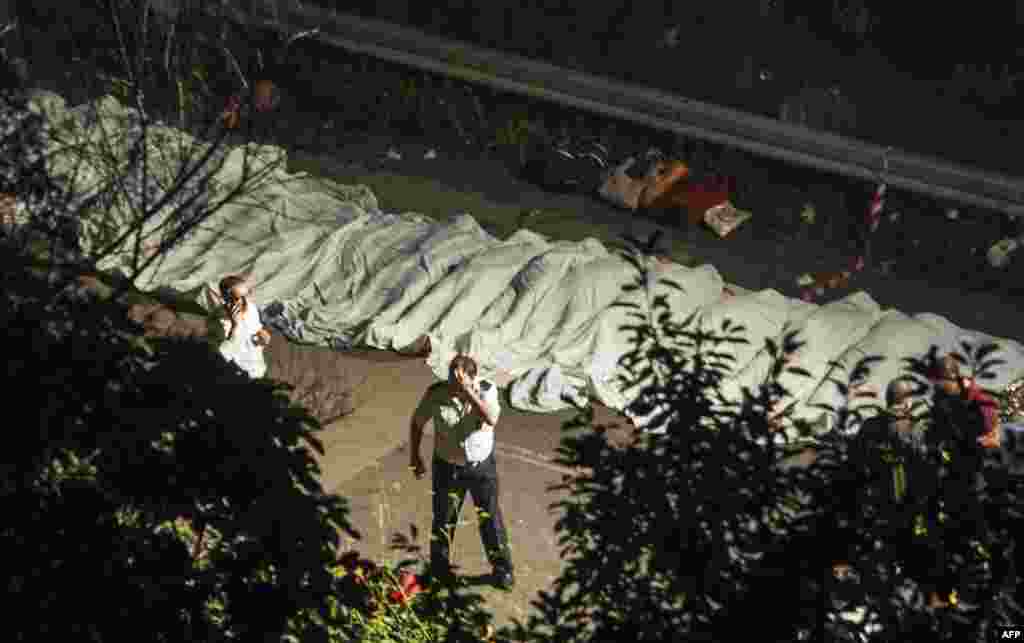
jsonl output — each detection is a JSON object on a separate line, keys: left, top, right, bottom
{"left": 35, "top": 92, "right": 1024, "bottom": 438}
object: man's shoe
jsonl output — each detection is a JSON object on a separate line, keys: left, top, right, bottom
{"left": 492, "top": 569, "right": 515, "bottom": 590}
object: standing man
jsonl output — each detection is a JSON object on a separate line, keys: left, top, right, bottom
{"left": 855, "top": 378, "right": 926, "bottom": 503}
{"left": 918, "top": 354, "right": 1002, "bottom": 608}
{"left": 409, "top": 354, "right": 515, "bottom": 589}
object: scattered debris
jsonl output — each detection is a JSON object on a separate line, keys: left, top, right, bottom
{"left": 595, "top": 153, "right": 754, "bottom": 240}
{"left": 797, "top": 264, "right": 856, "bottom": 302}
{"left": 658, "top": 175, "right": 733, "bottom": 225}
{"left": 659, "top": 25, "right": 681, "bottom": 49}
{"left": 598, "top": 154, "right": 690, "bottom": 211}
{"left": 524, "top": 139, "right": 610, "bottom": 193}
{"left": 219, "top": 78, "right": 282, "bottom": 130}
{"left": 988, "top": 236, "right": 1023, "bottom": 269}
{"left": 704, "top": 201, "right": 752, "bottom": 238}
{"left": 598, "top": 157, "right": 645, "bottom": 209}
{"left": 800, "top": 203, "right": 816, "bottom": 225}
{"left": 253, "top": 79, "right": 281, "bottom": 113}
{"left": 221, "top": 94, "right": 242, "bottom": 129}
{"left": 866, "top": 183, "right": 886, "bottom": 233}
{"left": 386, "top": 148, "right": 402, "bottom": 161}
{"left": 639, "top": 158, "right": 690, "bottom": 209}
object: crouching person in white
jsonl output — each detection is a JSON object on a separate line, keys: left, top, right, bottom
{"left": 216, "top": 275, "right": 270, "bottom": 379}
{"left": 409, "top": 354, "right": 515, "bottom": 590}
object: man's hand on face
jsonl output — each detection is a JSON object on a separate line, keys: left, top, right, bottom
{"left": 455, "top": 368, "right": 473, "bottom": 394}
{"left": 225, "top": 295, "right": 244, "bottom": 321}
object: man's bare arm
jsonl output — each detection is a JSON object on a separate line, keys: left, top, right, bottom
{"left": 410, "top": 386, "right": 437, "bottom": 478}
{"left": 463, "top": 380, "right": 500, "bottom": 427}
{"left": 410, "top": 417, "right": 425, "bottom": 460}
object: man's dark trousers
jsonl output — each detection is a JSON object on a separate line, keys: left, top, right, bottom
{"left": 430, "top": 453, "right": 513, "bottom": 576}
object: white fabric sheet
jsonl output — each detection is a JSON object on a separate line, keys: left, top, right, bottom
{"left": 37, "top": 91, "right": 1024, "bottom": 440}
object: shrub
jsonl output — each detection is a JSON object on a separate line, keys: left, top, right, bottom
{"left": 310, "top": 546, "right": 497, "bottom": 643}
{"left": 502, "top": 234, "right": 1023, "bottom": 642}
{"left": 0, "top": 244, "right": 360, "bottom": 642}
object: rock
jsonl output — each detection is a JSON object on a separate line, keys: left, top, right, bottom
{"left": 263, "top": 329, "right": 361, "bottom": 424}
{"left": 127, "top": 302, "right": 162, "bottom": 325}
{"left": 75, "top": 274, "right": 113, "bottom": 300}
{"left": 159, "top": 311, "right": 210, "bottom": 340}
{"left": 145, "top": 307, "right": 178, "bottom": 336}
{"left": 800, "top": 203, "right": 816, "bottom": 224}
{"left": 127, "top": 300, "right": 212, "bottom": 341}
{"left": 396, "top": 334, "right": 431, "bottom": 356}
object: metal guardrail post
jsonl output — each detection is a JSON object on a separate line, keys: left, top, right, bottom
{"left": 157, "top": 1, "right": 1024, "bottom": 218}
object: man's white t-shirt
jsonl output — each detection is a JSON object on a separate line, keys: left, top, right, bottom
{"left": 414, "top": 378, "right": 501, "bottom": 465}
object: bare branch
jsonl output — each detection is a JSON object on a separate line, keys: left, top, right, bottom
{"left": 222, "top": 45, "right": 249, "bottom": 91}
{"left": 284, "top": 28, "right": 319, "bottom": 49}
{"left": 89, "top": 126, "right": 231, "bottom": 267}
{"left": 107, "top": 2, "right": 136, "bottom": 88}
{"left": 18, "top": 4, "right": 299, "bottom": 303}
{"left": 163, "top": 18, "right": 175, "bottom": 76}
{"left": 0, "top": 20, "right": 17, "bottom": 40}
{"left": 110, "top": 154, "right": 288, "bottom": 300}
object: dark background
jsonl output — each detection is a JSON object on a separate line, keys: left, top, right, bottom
{"left": 335, "top": 0, "right": 1023, "bottom": 175}
{"left": 354, "top": 0, "right": 1024, "bottom": 78}
{"left": 11, "top": 1, "right": 1021, "bottom": 173}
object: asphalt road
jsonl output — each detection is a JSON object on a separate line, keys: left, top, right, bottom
{"left": 289, "top": 132, "right": 1024, "bottom": 344}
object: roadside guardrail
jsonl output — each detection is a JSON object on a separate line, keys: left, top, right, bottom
{"left": 154, "top": 1, "right": 1024, "bottom": 218}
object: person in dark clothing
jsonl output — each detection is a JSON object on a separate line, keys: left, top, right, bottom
{"left": 900, "top": 354, "right": 1002, "bottom": 610}
{"left": 855, "top": 378, "right": 926, "bottom": 504}
{"left": 852, "top": 376, "right": 973, "bottom": 610}
{"left": 409, "top": 354, "right": 515, "bottom": 590}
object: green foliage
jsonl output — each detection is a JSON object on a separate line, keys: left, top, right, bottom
{"left": 501, "top": 233, "right": 1023, "bottom": 642}
{"left": 313, "top": 549, "right": 496, "bottom": 643}
{"left": 493, "top": 108, "right": 542, "bottom": 149}
{"left": 2, "top": 9, "right": 501, "bottom": 641}
{"left": 0, "top": 249, "right": 360, "bottom": 642}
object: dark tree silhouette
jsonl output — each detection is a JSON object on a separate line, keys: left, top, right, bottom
{"left": 501, "top": 234, "right": 1023, "bottom": 642}
{"left": 1, "top": 5, "right": 362, "bottom": 640}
